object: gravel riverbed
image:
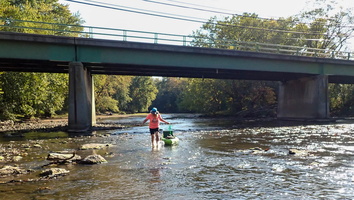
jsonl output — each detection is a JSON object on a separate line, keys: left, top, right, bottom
{"left": 0, "top": 114, "right": 138, "bottom": 133}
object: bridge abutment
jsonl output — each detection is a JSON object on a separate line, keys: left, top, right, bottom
{"left": 277, "top": 75, "right": 329, "bottom": 119}
{"left": 68, "top": 62, "right": 96, "bottom": 132}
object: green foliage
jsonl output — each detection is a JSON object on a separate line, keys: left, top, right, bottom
{"left": 0, "top": 0, "right": 83, "bottom": 120}
{"left": 192, "top": 1, "right": 353, "bottom": 54}
{"left": 0, "top": 0, "right": 84, "bottom": 36}
{"left": 329, "top": 84, "right": 354, "bottom": 116}
{"left": 178, "top": 79, "right": 277, "bottom": 116}
{"left": 178, "top": 79, "right": 222, "bottom": 113}
{"left": 95, "top": 96, "right": 119, "bottom": 113}
{"left": 192, "top": 13, "right": 301, "bottom": 49}
{"left": 94, "top": 75, "right": 132, "bottom": 113}
{"left": 113, "top": 76, "right": 133, "bottom": 112}
{"left": 42, "top": 73, "right": 69, "bottom": 116}
{"left": 127, "top": 76, "right": 158, "bottom": 113}
{"left": 152, "top": 77, "right": 187, "bottom": 113}
{"left": 0, "top": 72, "right": 68, "bottom": 119}
{"left": 0, "top": 72, "right": 3, "bottom": 94}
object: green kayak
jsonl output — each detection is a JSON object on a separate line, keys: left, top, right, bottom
{"left": 162, "top": 130, "right": 179, "bottom": 146}
{"left": 162, "top": 136, "right": 179, "bottom": 145}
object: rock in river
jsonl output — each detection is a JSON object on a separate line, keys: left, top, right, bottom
{"left": 47, "top": 152, "right": 81, "bottom": 162}
{"left": 289, "top": 149, "right": 309, "bottom": 156}
{"left": 80, "top": 143, "right": 112, "bottom": 150}
{"left": 0, "top": 165, "right": 29, "bottom": 176}
{"left": 81, "top": 155, "right": 107, "bottom": 164}
{"left": 40, "top": 168, "right": 70, "bottom": 178}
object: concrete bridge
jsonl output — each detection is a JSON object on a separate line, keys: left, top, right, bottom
{"left": 1, "top": 31, "right": 354, "bottom": 132}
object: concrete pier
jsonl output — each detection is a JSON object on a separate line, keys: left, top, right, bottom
{"left": 68, "top": 62, "right": 96, "bottom": 132}
{"left": 277, "top": 75, "right": 329, "bottom": 119}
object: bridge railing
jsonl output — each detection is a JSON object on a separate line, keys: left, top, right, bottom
{"left": 0, "top": 18, "right": 353, "bottom": 60}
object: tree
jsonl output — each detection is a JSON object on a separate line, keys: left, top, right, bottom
{"left": 191, "top": 13, "right": 301, "bottom": 49}
{"left": 187, "top": 1, "right": 354, "bottom": 116}
{"left": 0, "top": 0, "right": 84, "bottom": 36}
{"left": 178, "top": 79, "right": 277, "bottom": 116}
{"left": 0, "top": 72, "right": 68, "bottom": 119}
{"left": 152, "top": 77, "right": 187, "bottom": 113}
{"left": 94, "top": 75, "right": 132, "bottom": 113}
{"left": 0, "top": 0, "right": 84, "bottom": 120}
{"left": 329, "top": 84, "right": 354, "bottom": 116}
{"left": 127, "top": 76, "right": 158, "bottom": 113}
{"left": 178, "top": 78, "right": 225, "bottom": 113}
{"left": 192, "top": 2, "right": 353, "bottom": 56}
{"left": 297, "top": 0, "right": 354, "bottom": 53}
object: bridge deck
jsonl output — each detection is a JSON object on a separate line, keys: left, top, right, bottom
{"left": 1, "top": 31, "right": 354, "bottom": 83}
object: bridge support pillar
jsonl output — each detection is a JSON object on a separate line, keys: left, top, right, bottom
{"left": 277, "top": 75, "right": 329, "bottom": 119}
{"left": 68, "top": 62, "right": 96, "bottom": 132}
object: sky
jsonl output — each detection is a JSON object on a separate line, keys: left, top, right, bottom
{"left": 57, "top": 0, "right": 354, "bottom": 49}
{"left": 58, "top": 0, "right": 309, "bottom": 34}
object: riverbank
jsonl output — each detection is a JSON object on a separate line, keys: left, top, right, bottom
{"left": 0, "top": 114, "right": 146, "bottom": 133}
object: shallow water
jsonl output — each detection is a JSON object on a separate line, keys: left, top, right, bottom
{"left": 2, "top": 114, "right": 354, "bottom": 199}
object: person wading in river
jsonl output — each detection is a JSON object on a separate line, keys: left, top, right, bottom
{"left": 142, "top": 107, "right": 170, "bottom": 147}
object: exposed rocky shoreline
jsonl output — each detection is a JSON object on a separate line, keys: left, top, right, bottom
{"left": 0, "top": 114, "right": 140, "bottom": 134}
{"left": 0, "top": 114, "right": 142, "bottom": 184}
{"left": 0, "top": 142, "right": 115, "bottom": 184}
{"left": 0, "top": 119, "right": 69, "bottom": 133}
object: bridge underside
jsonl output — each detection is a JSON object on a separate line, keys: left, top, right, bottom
{"left": 0, "top": 59, "right": 338, "bottom": 128}
{"left": 1, "top": 58, "right": 354, "bottom": 84}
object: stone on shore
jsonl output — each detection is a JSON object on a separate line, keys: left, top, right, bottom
{"left": 81, "top": 155, "right": 107, "bottom": 164}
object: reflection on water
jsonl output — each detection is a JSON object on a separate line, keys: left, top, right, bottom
{"left": 2, "top": 115, "right": 354, "bottom": 199}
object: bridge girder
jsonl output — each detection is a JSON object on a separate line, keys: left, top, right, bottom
{"left": 0, "top": 31, "right": 354, "bottom": 84}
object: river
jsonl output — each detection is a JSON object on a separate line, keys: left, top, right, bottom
{"left": 1, "top": 114, "right": 354, "bottom": 199}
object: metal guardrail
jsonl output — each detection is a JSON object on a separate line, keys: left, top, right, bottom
{"left": 0, "top": 18, "right": 353, "bottom": 60}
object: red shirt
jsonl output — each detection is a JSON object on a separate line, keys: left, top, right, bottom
{"left": 145, "top": 113, "right": 164, "bottom": 129}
